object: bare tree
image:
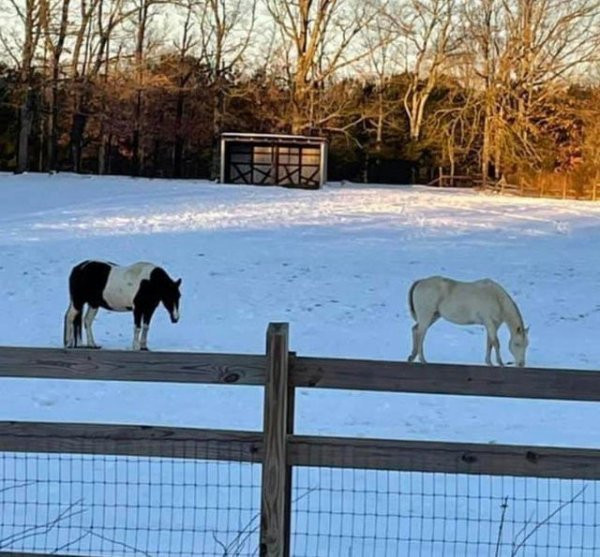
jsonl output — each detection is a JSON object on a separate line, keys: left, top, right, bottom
{"left": 170, "top": 0, "right": 198, "bottom": 177}
{"left": 399, "top": 0, "right": 458, "bottom": 142}
{"left": 361, "top": 4, "right": 405, "bottom": 152}
{"left": 265, "top": 0, "right": 388, "bottom": 134}
{"left": 68, "top": 0, "right": 135, "bottom": 172}
{"left": 39, "top": 0, "right": 70, "bottom": 171}
{"left": 6, "top": 0, "right": 43, "bottom": 172}
{"left": 461, "top": 0, "right": 600, "bottom": 182}
{"left": 193, "top": 0, "right": 256, "bottom": 177}
{"left": 431, "top": 81, "right": 481, "bottom": 177}
{"left": 130, "top": 0, "right": 151, "bottom": 175}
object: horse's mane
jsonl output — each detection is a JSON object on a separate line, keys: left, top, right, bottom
{"left": 496, "top": 283, "right": 525, "bottom": 330}
{"left": 150, "top": 266, "right": 172, "bottom": 286}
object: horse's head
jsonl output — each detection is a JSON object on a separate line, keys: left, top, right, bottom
{"left": 509, "top": 325, "right": 529, "bottom": 367}
{"left": 161, "top": 277, "right": 182, "bottom": 323}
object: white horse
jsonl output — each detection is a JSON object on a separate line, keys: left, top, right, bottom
{"left": 407, "top": 276, "right": 529, "bottom": 366}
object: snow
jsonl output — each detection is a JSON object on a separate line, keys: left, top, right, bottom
{"left": 1, "top": 172, "right": 599, "bottom": 447}
{"left": 1, "top": 172, "right": 599, "bottom": 555}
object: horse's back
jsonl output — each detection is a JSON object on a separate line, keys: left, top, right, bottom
{"left": 101, "top": 262, "right": 157, "bottom": 311}
{"left": 412, "top": 275, "right": 455, "bottom": 299}
{"left": 118, "top": 261, "right": 157, "bottom": 280}
{"left": 68, "top": 260, "right": 116, "bottom": 308}
{"left": 421, "top": 276, "right": 503, "bottom": 297}
{"left": 411, "top": 275, "right": 504, "bottom": 325}
{"left": 68, "top": 260, "right": 158, "bottom": 311}
{"left": 410, "top": 276, "right": 453, "bottom": 316}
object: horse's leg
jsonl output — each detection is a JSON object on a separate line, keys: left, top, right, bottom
{"left": 84, "top": 306, "right": 100, "bottom": 348}
{"left": 494, "top": 331, "right": 505, "bottom": 366}
{"left": 64, "top": 301, "right": 82, "bottom": 348}
{"left": 132, "top": 308, "right": 143, "bottom": 350}
{"left": 415, "top": 315, "right": 438, "bottom": 364}
{"left": 139, "top": 303, "right": 159, "bottom": 351}
{"left": 484, "top": 321, "right": 504, "bottom": 366}
{"left": 485, "top": 334, "right": 493, "bottom": 366}
{"left": 416, "top": 323, "right": 430, "bottom": 363}
{"left": 408, "top": 323, "right": 419, "bottom": 362}
{"left": 63, "top": 304, "right": 74, "bottom": 348}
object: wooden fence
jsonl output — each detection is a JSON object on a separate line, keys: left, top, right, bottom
{"left": 427, "top": 173, "right": 600, "bottom": 200}
{"left": 1, "top": 322, "right": 600, "bottom": 556}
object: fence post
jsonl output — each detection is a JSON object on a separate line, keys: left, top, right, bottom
{"left": 260, "top": 323, "right": 291, "bottom": 557}
{"left": 284, "top": 351, "right": 296, "bottom": 556}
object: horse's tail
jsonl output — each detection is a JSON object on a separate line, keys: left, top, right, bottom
{"left": 64, "top": 302, "right": 82, "bottom": 347}
{"left": 73, "top": 310, "right": 82, "bottom": 346}
{"left": 64, "top": 261, "right": 87, "bottom": 347}
{"left": 408, "top": 280, "right": 419, "bottom": 321}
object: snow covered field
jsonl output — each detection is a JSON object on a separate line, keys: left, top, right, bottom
{"left": 1, "top": 172, "right": 599, "bottom": 446}
{"left": 1, "top": 173, "right": 599, "bottom": 555}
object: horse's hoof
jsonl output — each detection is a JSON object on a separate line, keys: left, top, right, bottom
{"left": 140, "top": 347, "right": 149, "bottom": 351}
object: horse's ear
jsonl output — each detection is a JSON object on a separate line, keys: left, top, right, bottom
{"left": 175, "top": 278, "right": 182, "bottom": 287}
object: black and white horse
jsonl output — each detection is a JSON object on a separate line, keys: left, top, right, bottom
{"left": 63, "top": 260, "right": 181, "bottom": 350}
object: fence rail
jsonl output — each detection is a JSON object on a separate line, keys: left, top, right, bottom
{"left": 0, "top": 421, "right": 263, "bottom": 463}
{"left": 1, "top": 421, "right": 599, "bottom": 480}
{"left": 1, "top": 325, "right": 599, "bottom": 556}
{"left": 2, "top": 347, "right": 598, "bottom": 401}
{"left": 292, "top": 356, "right": 600, "bottom": 400}
{"left": 0, "top": 345, "right": 266, "bottom": 385}
{"left": 426, "top": 173, "right": 600, "bottom": 200}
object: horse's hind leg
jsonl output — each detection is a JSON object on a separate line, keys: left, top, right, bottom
{"left": 415, "top": 320, "right": 435, "bottom": 363}
{"left": 63, "top": 305, "right": 73, "bottom": 347}
{"left": 64, "top": 302, "right": 82, "bottom": 348}
{"left": 132, "top": 307, "right": 144, "bottom": 350}
{"left": 84, "top": 306, "right": 100, "bottom": 348}
{"left": 408, "top": 323, "right": 420, "bottom": 362}
{"left": 408, "top": 322, "right": 429, "bottom": 362}
{"left": 409, "top": 315, "right": 438, "bottom": 364}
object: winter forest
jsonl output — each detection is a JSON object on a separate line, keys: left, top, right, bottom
{"left": 1, "top": 0, "right": 600, "bottom": 191}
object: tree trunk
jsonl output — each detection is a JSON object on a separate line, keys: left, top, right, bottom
{"left": 210, "top": 84, "right": 225, "bottom": 180}
{"left": 481, "top": 107, "right": 491, "bottom": 187}
{"left": 172, "top": 91, "right": 185, "bottom": 178}
{"left": 291, "top": 88, "right": 307, "bottom": 135}
{"left": 132, "top": 0, "right": 149, "bottom": 176}
{"left": 375, "top": 89, "right": 384, "bottom": 152}
{"left": 292, "top": 70, "right": 309, "bottom": 134}
{"left": 98, "top": 130, "right": 108, "bottom": 175}
{"left": 105, "top": 134, "right": 113, "bottom": 174}
{"left": 132, "top": 89, "right": 142, "bottom": 176}
{"left": 16, "top": 91, "right": 34, "bottom": 173}
{"left": 46, "top": 72, "right": 59, "bottom": 171}
{"left": 71, "top": 109, "right": 87, "bottom": 173}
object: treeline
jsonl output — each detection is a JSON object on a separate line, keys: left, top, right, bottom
{"left": 1, "top": 0, "right": 600, "bottom": 188}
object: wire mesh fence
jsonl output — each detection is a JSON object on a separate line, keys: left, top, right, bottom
{"left": 0, "top": 445, "right": 262, "bottom": 556}
{"left": 2, "top": 340, "right": 600, "bottom": 556}
{"left": 292, "top": 465, "right": 600, "bottom": 557}
{"left": 3, "top": 449, "right": 599, "bottom": 557}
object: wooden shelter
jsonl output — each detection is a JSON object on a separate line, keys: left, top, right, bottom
{"left": 220, "top": 133, "right": 328, "bottom": 189}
